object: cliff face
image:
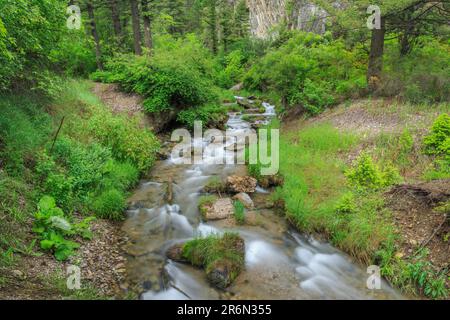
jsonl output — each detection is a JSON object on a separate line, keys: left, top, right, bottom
{"left": 247, "top": 0, "right": 327, "bottom": 38}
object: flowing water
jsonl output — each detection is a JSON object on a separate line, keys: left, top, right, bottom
{"left": 122, "top": 97, "right": 403, "bottom": 300}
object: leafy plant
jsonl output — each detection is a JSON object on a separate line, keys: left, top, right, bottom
{"left": 33, "top": 196, "right": 94, "bottom": 261}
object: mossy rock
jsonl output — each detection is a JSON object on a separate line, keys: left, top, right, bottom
{"left": 166, "top": 233, "right": 245, "bottom": 289}
{"left": 203, "top": 177, "right": 227, "bottom": 194}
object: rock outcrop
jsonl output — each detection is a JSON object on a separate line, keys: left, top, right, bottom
{"left": 227, "top": 175, "right": 258, "bottom": 193}
{"left": 201, "top": 198, "right": 234, "bottom": 220}
{"left": 247, "top": 0, "right": 329, "bottom": 39}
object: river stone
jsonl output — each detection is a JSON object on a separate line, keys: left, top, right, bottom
{"left": 166, "top": 243, "right": 186, "bottom": 262}
{"left": 233, "top": 192, "right": 254, "bottom": 209}
{"left": 226, "top": 175, "right": 257, "bottom": 193}
{"left": 202, "top": 198, "right": 234, "bottom": 220}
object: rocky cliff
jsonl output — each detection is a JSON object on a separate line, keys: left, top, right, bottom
{"left": 246, "top": 0, "right": 328, "bottom": 38}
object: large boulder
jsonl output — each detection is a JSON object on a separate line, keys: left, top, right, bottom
{"left": 227, "top": 175, "right": 257, "bottom": 193}
{"left": 201, "top": 198, "right": 234, "bottom": 220}
{"left": 232, "top": 192, "right": 254, "bottom": 209}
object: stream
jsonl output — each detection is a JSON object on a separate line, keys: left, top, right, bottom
{"left": 121, "top": 97, "right": 404, "bottom": 300}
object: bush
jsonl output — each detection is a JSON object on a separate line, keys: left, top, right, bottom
{"left": 383, "top": 37, "right": 450, "bottom": 103}
{"left": 423, "top": 113, "right": 450, "bottom": 157}
{"left": 100, "top": 160, "right": 139, "bottom": 191}
{"left": 91, "top": 189, "right": 126, "bottom": 221}
{"left": 89, "top": 112, "right": 159, "bottom": 171}
{"left": 243, "top": 31, "right": 366, "bottom": 115}
{"left": 177, "top": 104, "right": 227, "bottom": 128}
{"left": 346, "top": 153, "right": 401, "bottom": 190}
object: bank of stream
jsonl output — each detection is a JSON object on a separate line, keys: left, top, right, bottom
{"left": 120, "top": 97, "right": 404, "bottom": 300}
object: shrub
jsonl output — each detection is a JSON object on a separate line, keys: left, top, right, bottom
{"left": 422, "top": 114, "right": 450, "bottom": 180}
{"left": 177, "top": 104, "right": 227, "bottom": 128}
{"left": 243, "top": 31, "right": 366, "bottom": 115}
{"left": 335, "top": 192, "right": 356, "bottom": 215}
{"left": 100, "top": 160, "right": 139, "bottom": 191}
{"left": 383, "top": 37, "right": 450, "bottom": 103}
{"left": 91, "top": 189, "right": 126, "bottom": 221}
{"left": 423, "top": 113, "right": 450, "bottom": 157}
{"left": 346, "top": 153, "right": 400, "bottom": 190}
{"left": 89, "top": 112, "right": 159, "bottom": 171}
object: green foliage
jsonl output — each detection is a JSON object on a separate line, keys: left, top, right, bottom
{"left": 177, "top": 104, "right": 227, "bottom": 128}
{"left": 33, "top": 196, "right": 94, "bottom": 261}
{"left": 243, "top": 31, "right": 366, "bottom": 115}
{"left": 0, "top": 0, "right": 66, "bottom": 91}
{"left": 88, "top": 112, "right": 159, "bottom": 171}
{"left": 346, "top": 153, "right": 401, "bottom": 190}
{"left": 422, "top": 113, "right": 450, "bottom": 180}
{"left": 92, "top": 35, "right": 220, "bottom": 121}
{"left": 182, "top": 232, "right": 245, "bottom": 287}
{"left": 383, "top": 37, "right": 450, "bottom": 103}
{"left": 334, "top": 192, "right": 356, "bottom": 215}
{"left": 406, "top": 250, "right": 449, "bottom": 299}
{"left": 233, "top": 200, "right": 245, "bottom": 225}
{"left": 423, "top": 113, "right": 450, "bottom": 157}
{"left": 216, "top": 50, "right": 246, "bottom": 88}
{"left": 91, "top": 189, "right": 126, "bottom": 221}
{"left": 0, "top": 95, "right": 52, "bottom": 175}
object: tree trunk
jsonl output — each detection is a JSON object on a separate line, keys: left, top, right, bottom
{"left": 209, "top": 1, "right": 217, "bottom": 54}
{"left": 141, "top": 0, "right": 153, "bottom": 53}
{"left": 87, "top": 1, "right": 103, "bottom": 70}
{"left": 109, "top": 0, "right": 123, "bottom": 46}
{"left": 367, "top": 18, "right": 385, "bottom": 93}
{"left": 130, "top": 0, "right": 142, "bottom": 55}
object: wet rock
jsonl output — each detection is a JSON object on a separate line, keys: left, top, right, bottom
{"left": 202, "top": 198, "right": 234, "bottom": 220}
{"left": 166, "top": 243, "right": 186, "bottom": 262}
{"left": 236, "top": 98, "right": 254, "bottom": 109}
{"left": 230, "top": 83, "right": 244, "bottom": 91}
{"left": 258, "top": 174, "right": 284, "bottom": 189}
{"left": 227, "top": 175, "right": 257, "bottom": 193}
{"left": 232, "top": 192, "right": 254, "bottom": 209}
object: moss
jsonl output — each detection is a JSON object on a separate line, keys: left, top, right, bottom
{"left": 181, "top": 233, "right": 245, "bottom": 289}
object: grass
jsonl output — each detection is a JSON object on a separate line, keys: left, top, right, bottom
{"left": 0, "top": 79, "right": 159, "bottom": 295}
{"left": 278, "top": 123, "right": 359, "bottom": 234}
{"left": 277, "top": 105, "right": 449, "bottom": 299}
{"left": 203, "top": 177, "right": 226, "bottom": 194}
{"left": 233, "top": 200, "right": 245, "bottom": 225}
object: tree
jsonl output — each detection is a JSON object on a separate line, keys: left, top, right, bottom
{"left": 130, "top": 0, "right": 143, "bottom": 55}
{"left": 86, "top": 0, "right": 103, "bottom": 69}
{"left": 141, "top": 0, "right": 153, "bottom": 52}
{"left": 109, "top": 0, "right": 123, "bottom": 47}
